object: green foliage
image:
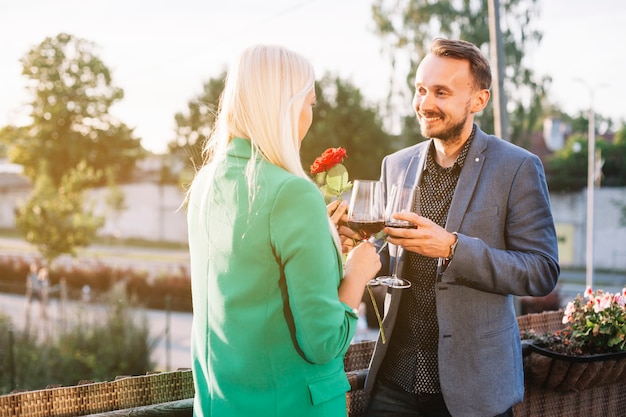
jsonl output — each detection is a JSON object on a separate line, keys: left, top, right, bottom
{"left": 310, "top": 147, "right": 353, "bottom": 201}
{"left": 545, "top": 134, "right": 589, "bottom": 192}
{"left": 601, "top": 125, "right": 626, "bottom": 188}
{"left": 546, "top": 123, "right": 626, "bottom": 192}
{"left": 0, "top": 32, "right": 145, "bottom": 187}
{"left": 167, "top": 72, "right": 227, "bottom": 186}
{"left": 0, "top": 285, "right": 155, "bottom": 394}
{"left": 169, "top": 71, "right": 395, "bottom": 184}
{"left": 55, "top": 284, "right": 154, "bottom": 383}
{"left": 301, "top": 74, "right": 396, "bottom": 180}
{"left": 0, "top": 32, "right": 147, "bottom": 266}
{"left": 371, "top": 0, "right": 548, "bottom": 148}
{"left": 14, "top": 161, "right": 105, "bottom": 265}
{"left": 523, "top": 288, "right": 626, "bottom": 356}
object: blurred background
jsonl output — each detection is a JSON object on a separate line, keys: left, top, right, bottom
{"left": 1, "top": 0, "right": 625, "bottom": 394}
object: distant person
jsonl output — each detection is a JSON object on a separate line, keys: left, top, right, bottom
{"left": 26, "top": 264, "right": 50, "bottom": 319}
{"left": 185, "top": 44, "right": 381, "bottom": 417}
{"left": 25, "top": 262, "right": 39, "bottom": 307}
{"left": 81, "top": 284, "right": 92, "bottom": 303}
{"left": 359, "top": 38, "right": 560, "bottom": 417}
{"left": 37, "top": 267, "right": 50, "bottom": 319}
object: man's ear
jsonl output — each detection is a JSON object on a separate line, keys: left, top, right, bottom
{"left": 471, "top": 89, "right": 490, "bottom": 113}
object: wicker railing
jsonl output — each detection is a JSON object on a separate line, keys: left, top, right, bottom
{"left": 0, "top": 370, "right": 195, "bottom": 417}
{"left": 2, "top": 310, "right": 626, "bottom": 417}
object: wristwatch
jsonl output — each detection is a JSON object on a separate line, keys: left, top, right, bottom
{"left": 445, "top": 232, "right": 459, "bottom": 261}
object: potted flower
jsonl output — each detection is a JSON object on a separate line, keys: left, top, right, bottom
{"left": 521, "top": 287, "right": 626, "bottom": 391}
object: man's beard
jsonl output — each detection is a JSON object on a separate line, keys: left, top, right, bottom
{"left": 418, "top": 101, "right": 471, "bottom": 142}
{"left": 420, "top": 115, "right": 466, "bottom": 142}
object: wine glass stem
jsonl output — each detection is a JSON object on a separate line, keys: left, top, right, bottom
{"left": 391, "top": 246, "right": 403, "bottom": 277}
{"left": 376, "top": 241, "right": 388, "bottom": 254}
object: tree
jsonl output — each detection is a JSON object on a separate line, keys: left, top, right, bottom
{"left": 14, "top": 161, "right": 104, "bottom": 266}
{"left": 301, "top": 74, "right": 396, "bottom": 181}
{"left": 167, "top": 71, "right": 226, "bottom": 186}
{"left": 544, "top": 134, "right": 589, "bottom": 192}
{"left": 168, "top": 72, "right": 395, "bottom": 184}
{"left": 0, "top": 32, "right": 145, "bottom": 264}
{"left": 371, "top": 0, "right": 549, "bottom": 148}
{"left": 1, "top": 32, "right": 145, "bottom": 187}
{"left": 602, "top": 123, "right": 626, "bottom": 187}
{"left": 545, "top": 122, "right": 626, "bottom": 193}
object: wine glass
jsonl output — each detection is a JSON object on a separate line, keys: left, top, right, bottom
{"left": 347, "top": 180, "right": 385, "bottom": 241}
{"left": 370, "top": 183, "right": 420, "bottom": 289}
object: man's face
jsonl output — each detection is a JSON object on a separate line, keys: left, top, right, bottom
{"left": 412, "top": 54, "right": 477, "bottom": 142}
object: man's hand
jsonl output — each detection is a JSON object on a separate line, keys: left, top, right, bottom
{"left": 384, "top": 211, "right": 457, "bottom": 259}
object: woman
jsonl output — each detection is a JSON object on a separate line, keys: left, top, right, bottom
{"left": 186, "top": 44, "right": 381, "bottom": 417}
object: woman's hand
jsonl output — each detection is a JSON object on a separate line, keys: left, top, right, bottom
{"left": 344, "top": 241, "right": 382, "bottom": 284}
{"left": 327, "top": 200, "right": 345, "bottom": 226}
{"left": 327, "top": 200, "right": 361, "bottom": 253}
{"left": 339, "top": 241, "right": 382, "bottom": 309}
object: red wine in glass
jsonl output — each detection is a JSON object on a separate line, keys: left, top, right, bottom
{"left": 347, "top": 220, "right": 385, "bottom": 239}
{"left": 384, "top": 221, "right": 417, "bottom": 237}
{"left": 347, "top": 180, "right": 385, "bottom": 241}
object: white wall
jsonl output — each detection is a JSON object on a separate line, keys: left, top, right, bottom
{"left": 0, "top": 182, "right": 188, "bottom": 244}
{"left": 2, "top": 181, "right": 625, "bottom": 271}
{"left": 91, "top": 183, "right": 188, "bottom": 243}
{"left": 551, "top": 188, "right": 626, "bottom": 271}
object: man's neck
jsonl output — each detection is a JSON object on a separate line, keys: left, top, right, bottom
{"left": 432, "top": 124, "right": 474, "bottom": 168}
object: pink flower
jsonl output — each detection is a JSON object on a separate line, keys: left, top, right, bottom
{"left": 563, "top": 301, "right": 576, "bottom": 324}
{"left": 593, "top": 293, "right": 612, "bottom": 313}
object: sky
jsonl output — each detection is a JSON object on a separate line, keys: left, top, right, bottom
{"left": 1, "top": 0, "right": 625, "bottom": 154}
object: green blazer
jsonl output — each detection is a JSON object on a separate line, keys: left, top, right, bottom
{"left": 187, "top": 137, "right": 359, "bottom": 417}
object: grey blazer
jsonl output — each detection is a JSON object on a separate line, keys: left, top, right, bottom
{"left": 365, "top": 126, "right": 560, "bottom": 417}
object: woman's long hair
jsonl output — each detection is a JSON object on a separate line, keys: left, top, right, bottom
{"left": 204, "top": 44, "right": 314, "bottom": 182}
{"left": 190, "top": 44, "right": 341, "bottom": 248}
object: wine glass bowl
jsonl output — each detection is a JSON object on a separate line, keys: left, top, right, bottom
{"left": 370, "top": 184, "right": 420, "bottom": 289}
{"left": 347, "top": 180, "right": 385, "bottom": 240}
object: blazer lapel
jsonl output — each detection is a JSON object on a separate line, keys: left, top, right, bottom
{"left": 444, "top": 131, "right": 489, "bottom": 233}
{"left": 404, "top": 148, "right": 427, "bottom": 190}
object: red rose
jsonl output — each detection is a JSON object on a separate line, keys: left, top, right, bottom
{"left": 310, "top": 147, "right": 348, "bottom": 174}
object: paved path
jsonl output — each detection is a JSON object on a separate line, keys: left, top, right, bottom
{"left": 2, "top": 236, "right": 624, "bottom": 373}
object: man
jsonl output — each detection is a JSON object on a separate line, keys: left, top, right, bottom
{"left": 363, "top": 38, "right": 560, "bottom": 417}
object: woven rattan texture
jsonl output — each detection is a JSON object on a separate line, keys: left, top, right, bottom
{"left": 345, "top": 340, "right": 375, "bottom": 417}
{"left": 0, "top": 370, "right": 194, "bottom": 417}
{"left": 514, "top": 310, "right": 626, "bottom": 417}
{"left": 517, "top": 309, "right": 566, "bottom": 334}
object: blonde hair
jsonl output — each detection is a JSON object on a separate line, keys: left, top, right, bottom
{"left": 190, "top": 44, "right": 341, "bottom": 248}
{"left": 203, "top": 44, "right": 314, "bottom": 181}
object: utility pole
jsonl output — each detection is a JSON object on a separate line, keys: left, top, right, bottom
{"left": 586, "top": 99, "right": 596, "bottom": 290}
{"left": 574, "top": 78, "right": 596, "bottom": 289}
{"left": 487, "top": 0, "right": 509, "bottom": 141}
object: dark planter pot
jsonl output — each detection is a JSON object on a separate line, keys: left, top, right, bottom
{"left": 526, "top": 343, "right": 626, "bottom": 392}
